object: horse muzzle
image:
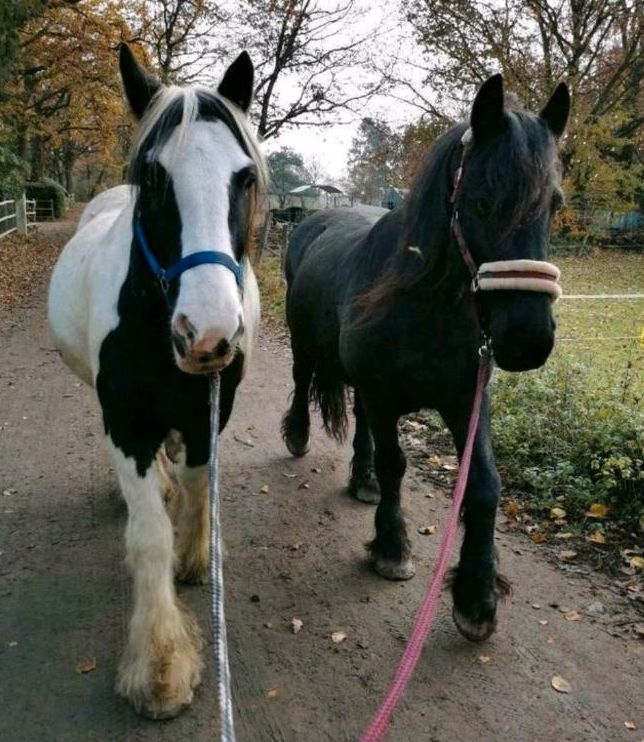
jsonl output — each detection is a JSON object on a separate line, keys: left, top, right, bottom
{"left": 171, "top": 313, "right": 242, "bottom": 375}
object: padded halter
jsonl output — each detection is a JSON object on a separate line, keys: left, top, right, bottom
{"left": 450, "top": 128, "right": 562, "bottom": 303}
{"left": 133, "top": 217, "right": 244, "bottom": 295}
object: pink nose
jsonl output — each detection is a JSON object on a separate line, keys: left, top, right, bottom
{"left": 171, "top": 313, "right": 237, "bottom": 367}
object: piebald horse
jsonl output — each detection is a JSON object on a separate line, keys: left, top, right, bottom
{"left": 48, "top": 44, "right": 266, "bottom": 718}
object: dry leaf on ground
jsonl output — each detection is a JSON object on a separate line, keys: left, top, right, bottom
{"left": 564, "top": 610, "right": 582, "bottom": 622}
{"left": 550, "top": 507, "right": 567, "bottom": 520}
{"left": 587, "top": 531, "right": 606, "bottom": 545}
{"left": 551, "top": 675, "right": 571, "bottom": 693}
{"left": 630, "top": 556, "right": 644, "bottom": 570}
{"left": 259, "top": 485, "right": 270, "bottom": 494}
{"left": 559, "top": 550, "right": 578, "bottom": 560}
{"left": 586, "top": 503, "right": 608, "bottom": 519}
{"left": 291, "top": 618, "right": 303, "bottom": 634}
{"left": 331, "top": 631, "right": 347, "bottom": 644}
{"left": 418, "top": 525, "right": 437, "bottom": 535}
{"left": 531, "top": 532, "right": 548, "bottom": 544}
{"left": 266, "top": 689, "right": 279, "bottom": 699}
{"left": 76, "top": 657, "right": 97, "bottom": 674}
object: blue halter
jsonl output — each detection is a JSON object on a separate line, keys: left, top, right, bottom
{"left": 133, "top": 218, "right": 244, "bottom": 295}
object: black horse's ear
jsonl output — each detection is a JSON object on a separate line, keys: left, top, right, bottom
{"left": 119, "top": 43, "right": 161, "bottom": 120}
{"left": 470, "top": 74, "right": 505, "bottom": 142}
{"left": 540, "top": 82, "right": 570, "bottom": 139}
{"left": 218, "top": 51, "right": 254, "bottom": 113}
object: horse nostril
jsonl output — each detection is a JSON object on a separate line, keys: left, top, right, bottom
{"left": 214, "top": 339, "right": 230, "bottom": 358}
{"left": 172, "top": 332, "right": 187, "bottom": 359}
{"left": 174, "top": 313, "right": 197, "bottom": 343}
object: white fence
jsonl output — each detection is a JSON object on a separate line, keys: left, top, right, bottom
{"left": 0, "top": 196, "right": 46, "bottom": 240}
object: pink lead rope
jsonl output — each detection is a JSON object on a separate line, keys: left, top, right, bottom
{"left": 359, "top": 348, "right": 492, "bottom": 742}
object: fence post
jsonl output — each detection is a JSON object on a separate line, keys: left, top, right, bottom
{"left": 15, "top": 193, "right": 27, "bottom": 235}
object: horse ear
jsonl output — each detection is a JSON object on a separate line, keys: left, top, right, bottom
{"left": 470, "top": 74, "right": 505, "bottom": 142}
{"left": 218, "top": 51, "right": 254, "bottom": 113}
{"left": 119, "top": 43, "right": 161, "bottom": 120}
{"left": 540, "top": 82, "right": 570, "bottom": 139}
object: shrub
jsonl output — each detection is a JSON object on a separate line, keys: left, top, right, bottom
{"left": 25, "top": 180, "right": 67, "bottom": 218}
{"left": 490, "top": 355, "right": 643, "bottom": 528}
{"left": 0, "top": 145, "right": 27, "bottom": 199}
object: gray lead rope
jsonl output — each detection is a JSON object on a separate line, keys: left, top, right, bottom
{"left": 208, "top": 374, "right": 236, "bottom": 741}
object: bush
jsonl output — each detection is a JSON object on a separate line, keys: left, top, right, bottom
{"left": 25, "top": 180, "right": 67, "bottom": 218}
{"left": 490, "top": 355, "right": 643, "bottom": 528}
{"left": 0, "top": 145, "right": 27, "bottom": 199}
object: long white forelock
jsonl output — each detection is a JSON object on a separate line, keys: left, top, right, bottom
{"left": 131, "top": 86, "right": 199, "bottom": 165}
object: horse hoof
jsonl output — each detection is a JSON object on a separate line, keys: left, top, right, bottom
{"left": 354, "top": 486, "right": 380, "bottom": 504}
{"left": 373, "top": 556, "right": 416, "bottom": 581}
{"left": 285, "top": 435, "right": 310, "bottom": 458}
{"left": 452, "top": 606, "right": 497, "bottom": 643}
{"left": 140, "top": 692, "right": 193, "bottom": 720}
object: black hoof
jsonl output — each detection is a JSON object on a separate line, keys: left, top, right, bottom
{"left": 349, "top": 469, "right": 380, "bottom": 504}
{"left": 449, "top": 571, "right": 511, "bottom": 643}
{"left": 281, "top": 411, "right": 310, "bottom": 457}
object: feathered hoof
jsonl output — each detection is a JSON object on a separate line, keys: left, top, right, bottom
{"left": 372, "top": 556, "right": 416, "bottom": 581}
{"left": 349, "top": 470, "right": 380, "bottom": 504}
{"left": 452, "top": 605, "right": 497, "bottom": 643}
{"left": 284, "top": 434, "right": 310, "bottom": 458}
{"left": 354, "top": 486, "right": 380, "bottom": 504}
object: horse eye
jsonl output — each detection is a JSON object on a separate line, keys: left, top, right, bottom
{"left": 475, "top": 198, "right": 491, "bottom": 217}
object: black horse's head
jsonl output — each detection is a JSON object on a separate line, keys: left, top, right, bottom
{"left": 456, "top": 75, "right": 570, "bottom": 371}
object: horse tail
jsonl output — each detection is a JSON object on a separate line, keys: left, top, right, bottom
{"left": 309, "top": 367, "right": 348, "bottom": 443}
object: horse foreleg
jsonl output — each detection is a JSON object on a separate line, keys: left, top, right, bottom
{"left": 348, "top": 390, "right": 380, "bottom": 504}
{"left": 110, "top": 442, "right": 203, "bottom": 719}
{"left": 364, "top": 399, "right": 415, "bottom": 580}
{"left": 442, "top": 395, "right": 511, "bottom": 642}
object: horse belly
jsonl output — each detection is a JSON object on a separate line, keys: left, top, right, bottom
{"left": 48, "top": 207, "right": 131, "bottom": 387}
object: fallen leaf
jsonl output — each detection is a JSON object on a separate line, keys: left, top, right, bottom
{"left": 233, "top": 434, "right": 255, "bottom": 448}
{"left": 331, "top": 631, "right": 347, "bottom": 644}
{"left": 587, "top": 531, "right": 606, "bottom": 545}
{"left": 477, "top": 655, "right": 491, "bottom": 664}
{"left": 259, "top": 485, "right": 270, "bottom": 494}
{"left": 559, "top": 550, "right": 578, "bottom": 560}
{"left": 266, "top": 689, "right": 279, "bottom": 700}
{"left": 428, "top": 454, "right": 441, "bottom": 468}
{"left": 550, "top": 507, "right": 567, "bottom": 520}
{"left": 564, "top": 610, "right": 582, "bottom": 622}
{"left": 586, "top": 503, "right": 608, "bottom": 519}
{"left": 547, "top": 637, "right": 555, "bottom": 645}
{"left": 551, "top": 675, "right": 571, "bottom": 693}
{"left": 297, "top": 481, "right": 310, "bottom": 490}
{"left": 531, "top": 532, "right": 548, "bottom": 544}
{"left": 624, "top": 721, "right": 637, "bottom": 730}
{"left": 2, "top": 488, "right": 17, "bottom": 496}
{"left": 418, "top": 525, "right": 437, "bottom": 535}
{"left": 539, "top": 620, "right": 549, "bottom": 626}
{"left": 503, "top": 500, "right": 520, "bottom": 521}
{"left": 311, "top": 467, "right": 321, "bottom": 473}
{"left": 532, "top": 603, "right": 541, "bottom": 609}
{"left": 76, "top": 657, "right": 97, "bottom": 674}
{"left": 281, "top": 472, "right": 297, "bottom": 479}
{"left": 291, "top": 618, "right": 303, "bottom": 634}
{"left": 555, "top": 532, "right": 574, "bottom": 540}
{"left": 630, "top": 556, "right": 644, "bottom": 570}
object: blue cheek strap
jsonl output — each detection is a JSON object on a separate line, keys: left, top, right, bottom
{"left": 133, "top": 218, "right": 244, "bottom": 294}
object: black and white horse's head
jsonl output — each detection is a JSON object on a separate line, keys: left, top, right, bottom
{"left": 120, "top": 44, "right": 267, "bottom": 374}
{"left": 454, "top": 75, "right": 570, "bottom": 371}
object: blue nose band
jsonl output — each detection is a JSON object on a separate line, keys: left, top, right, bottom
{"left": 133, "top": 217, "right": 244, "bottom": 294}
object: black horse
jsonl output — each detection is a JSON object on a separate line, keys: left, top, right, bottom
{"left": 282, "top": 75, "right": 569, "bottom": 642}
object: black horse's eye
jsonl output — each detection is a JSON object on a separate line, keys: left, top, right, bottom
{"left": 475, "top": 198, "right": 491, "bottom": 217}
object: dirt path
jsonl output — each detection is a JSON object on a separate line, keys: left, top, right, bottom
{"left": 1, "top": 221, "right": 642, "bottom": 742}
